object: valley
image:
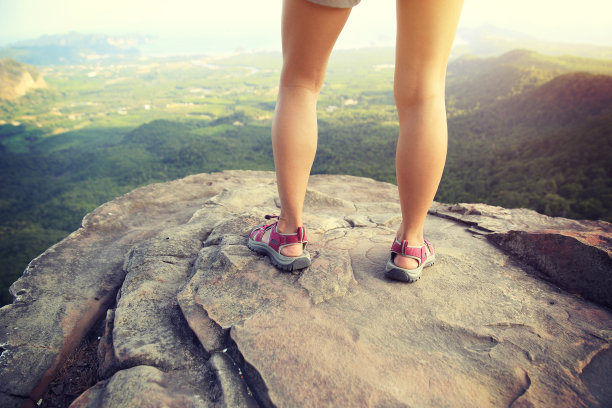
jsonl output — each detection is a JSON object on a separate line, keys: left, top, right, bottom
{"left": 0, "top": 47, "right": 611, "bottom": 305}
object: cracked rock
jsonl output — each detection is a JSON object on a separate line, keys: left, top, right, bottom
{"left": 1, "top": 171, "right": 610, "bottom": 407}
{"left": 69, "top": 365, "right": 215, "bottom": 408}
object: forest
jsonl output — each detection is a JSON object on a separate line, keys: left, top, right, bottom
{"left": 0, "top": 48, "right": 611, "bottom": 305}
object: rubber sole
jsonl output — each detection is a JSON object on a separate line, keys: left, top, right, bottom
{"left": 384, "top": 257, "right": 436, "bottom": 283}
{"left": 247, "top": 238, "right": 311, "bottom": 272}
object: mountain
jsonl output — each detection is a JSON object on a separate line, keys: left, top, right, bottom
{"left": 0, "top": 58, "right": 47, "bottom": 101}
{"left": 0, "top": 33, "right": 147, "bottom": 65}
{"left": 454, "top": 25, "right": 612, "bottom": 59}
{"left": 446, "top": 49, "right": 612, "bottom": 111}
{"left": 3, "top": 26, "right": 612, "bottom": 66}
{"left": 441, "top": 64, "right": 612, "bottom": 220}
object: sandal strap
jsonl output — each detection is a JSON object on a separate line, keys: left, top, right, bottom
{"left": 390, "top": 238, "right": 430, "bottom": 266}
{"left": 250, "top": 224, "right": 271, "bottom": 242}
{"left": 268, "top": 223, "right": 307, "bottom": 252}
{"left": 424, "top": 239, "right": 435, "bottom": 257}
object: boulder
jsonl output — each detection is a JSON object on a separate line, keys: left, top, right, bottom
{"left": 0, "top": 172, "right": 257, "bottom": 405}
{"left": 69, "top": 365, "right": 215, "bottom": 408}
{"left": 429, "top": 202, "right": 612, "bottom": 308}
{"left": 0, "top": 171, "right": 610, "bottom": 407}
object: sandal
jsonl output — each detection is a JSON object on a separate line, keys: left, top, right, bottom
{"left": 384, "top": 238, "right": 436, "bottom": 282}
{"left": 247, "top": 215, "right": 311, "bottom": 271}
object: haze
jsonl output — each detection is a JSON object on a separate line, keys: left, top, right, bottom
{"left": 1, "top": 0, "right": 611, "bottom": 53}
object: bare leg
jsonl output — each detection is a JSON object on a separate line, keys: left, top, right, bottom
{"left": 393, "top": 0, "right": 463, "bottom": 268}
{"left": 263, "top": 0, "right": 351, "bottom": 256}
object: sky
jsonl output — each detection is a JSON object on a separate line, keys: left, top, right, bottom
{"left": 1, "top": 0, "right": 611, "bottom": 53}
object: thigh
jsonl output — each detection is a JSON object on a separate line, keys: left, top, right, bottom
{"left": 394, "top": 0, "right": 464, "bottom": 89}
{"left": 280, "top": 0, "right": 352, "bottom": 90}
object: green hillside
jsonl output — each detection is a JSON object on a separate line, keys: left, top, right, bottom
{"left": 454, "top": 26, "right": 612, "bottom": 59}
{"left": 441, "top": 71, "right": 612, "bottom": 219}
{"left": 0, "top": 58, "right": 47, "bottom": 101}
{"left": 0, "top": 48, "right": 611, "bottom": 305}
{"left": 446, "top": 49, "right": 612, "bottom": 112}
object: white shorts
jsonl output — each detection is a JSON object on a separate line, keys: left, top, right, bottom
{"left": 307, "top": 0, "right": 361, "bottom": 8}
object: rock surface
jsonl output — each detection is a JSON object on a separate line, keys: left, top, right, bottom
{"left": 0, "top": 170, "right": 610, "bottom": 407}
{"left": 0, "top": 172, "right": 249, "bottom": 406}
{"left": 430, "top": 202, "right": 612, "bottom": 309}
{"left": 69, "top": 365, "right": 215, "bottom": 408}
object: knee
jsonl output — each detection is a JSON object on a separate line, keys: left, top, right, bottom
{"left": 279, "top": 63, "right": 327, "bottom": 94}
{"left": 393, "top": 63, "right": 447, "bottom": 111}
{"left": 393, "top": 79, "right": 445, "bottom": 112}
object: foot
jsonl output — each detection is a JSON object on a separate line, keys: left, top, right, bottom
{"left": 394, "top": 224, "right": 429, "bottom": 269}
{"left": 248, "top": 217, "right": 311, "bottom": 271}
{"left": 393, "top": 240, "right": 433, "bottom": 269}
{"left": 262, "top": 226, "right": 303, "bottom": 257}
{"left": 385, "top": 238, "right": 436, "bottom": 282}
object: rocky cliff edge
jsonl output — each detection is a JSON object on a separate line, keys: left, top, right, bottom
{"left": 1, "top": 170, "right": 611, "bottom": 407}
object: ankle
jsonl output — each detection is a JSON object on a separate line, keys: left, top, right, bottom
{"left": 396, "top": 221, "right": 424, "bottom": 245}
{"left": 277, "top": 217, "right": 302, "bottom": 234}
{"left": 396, "top": 231, "right": 424, "bottom": 247}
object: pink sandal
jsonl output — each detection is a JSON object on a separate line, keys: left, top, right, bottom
{"left": 385, "top": 238, "right": 436, "bottom": 282}
{"left": 247, "top": 215, "right": 311, "bottom": 271}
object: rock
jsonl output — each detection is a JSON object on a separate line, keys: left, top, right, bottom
{"left": 68, "top": 365, "right": 215, "bottom": 408}
{"left": 212, "top": 217, "right": 609, "bottom": 407}
{"left": 0, "top": 171, "right": 261, "bottom": 404}
{"left": 297, "top": 249, "right": 356, "bottom": 304}
{"left": 489, "top": 230, "right": 612, "bottom": 309}
{"left": 429, "top": 202, "right": 611, "bottom": 240}
{"left": 208, "top": 352, "right": 258, "bottom": 408}
{"left": 0, "top": 58, "right": 47, "bottom": 101}
{"left": 1, "top": 171, "right": 610, "bottom": 407}
{"left": 344, "top": 214, "right": 375, "bottom": 228}
{"left": 96, "top": 309, "right": 117, "bottom": 379}
{"left": 0, "top": 393, "right": 32, "bottom": 408}
{"left": 580, "top": 347, "right": 612, "bottom": 406}
{"left": 430, "top": 202, "right": 612, "bottom": 309}
{"left": 104, "top": 223, "right": 211, "bottom": 375}
{"left": 178, "top": 174, "right": 611, "bottom": 407}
